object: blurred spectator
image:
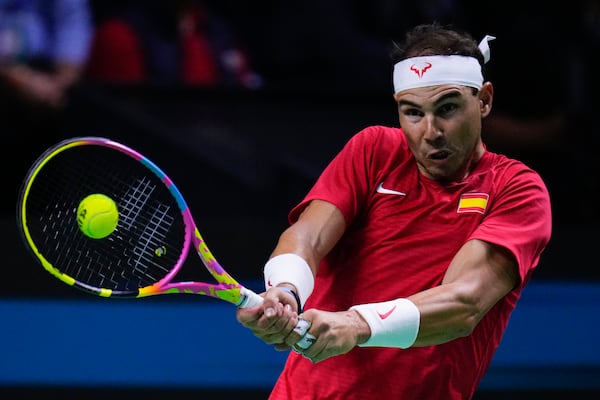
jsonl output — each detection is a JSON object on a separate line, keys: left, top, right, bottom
{"left": 212, "top": 0, "right": 391, "bottom": 93}
{"left": 365, "top": 0, "right": 471, "bottom": 38}
{"left": 556, "top": 0, "right": 600, "bottom": 222}
{"left": 466, "top": 1, "right": 594, "bottom": 223}
{"left": 467, "top": 3, "right": 571, "bottom": 154}
{"left": 0, "top": 0, "right": 93, "bottom": 109}
{"left": 85, "top": 0, "right": 262, "bottom": 89}
{"left": 1, "top": 0, "right": 93, "bottom": 215}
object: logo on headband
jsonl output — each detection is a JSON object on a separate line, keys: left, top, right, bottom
{"left": 409, "top": 62, "right": 432, "bottom": 78}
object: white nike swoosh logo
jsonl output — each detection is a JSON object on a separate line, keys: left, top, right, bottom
{"left": 376, "top": 182, "right": 406, "bottom": 196}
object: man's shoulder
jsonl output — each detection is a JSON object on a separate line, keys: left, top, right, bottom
{"left": 485, "top": 150, "right": 538, "bottom": 173}
{"left": 355, "top": 125, "right": 404, "bottom": 143}
{"left": 482, "top": 150, "right": 547, "bottom": 188}
{"left": 351, "top": 125, "right": 408, "bottom": 154}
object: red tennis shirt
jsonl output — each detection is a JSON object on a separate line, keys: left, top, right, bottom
{"left": 269, "top": 125, "right": 552, "bottom": 400}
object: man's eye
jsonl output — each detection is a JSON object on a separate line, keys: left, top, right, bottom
{"left": 438, "top": 103, "right": 458, "bottom": 115}
{"left": 404, "top": 109, "right": 422, "bottom": 117}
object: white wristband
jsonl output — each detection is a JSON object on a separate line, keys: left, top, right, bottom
{"left": 350, "top": 298, "right": 420, "bottom": 348}
{"left": 264, "top": 253, "right": 314, "bottom": 308}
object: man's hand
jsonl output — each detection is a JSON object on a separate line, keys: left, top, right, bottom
{"left": 282, "top": 309, "right": 371, "bottom": 363}
{"left": 236, "top": 287, "right": 301, "bottom": 348}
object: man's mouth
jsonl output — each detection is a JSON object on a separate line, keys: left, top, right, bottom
{"left": 428, "top": 150, "right": 451, "bottom": 160}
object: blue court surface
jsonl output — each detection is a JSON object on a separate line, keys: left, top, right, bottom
{"left": 1, "top": 281, "right": 598, "bottom": 391}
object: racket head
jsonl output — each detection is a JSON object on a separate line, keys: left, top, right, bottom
{"left": 17, "top": 137, "right": 246, "bottom": 303}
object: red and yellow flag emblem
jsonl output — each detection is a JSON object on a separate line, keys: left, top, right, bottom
{"left": 457, "top": 193, "right": 489, "bottom": 214}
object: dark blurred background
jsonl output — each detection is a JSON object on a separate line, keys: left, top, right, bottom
{"left": 1, "top": 0, "right": 599, "bottom": 399}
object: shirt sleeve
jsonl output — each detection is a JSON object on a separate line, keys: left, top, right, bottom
{"left": 289, "top": 126, "right": 387, "bottom": 224}
{"left": 470, "top": 165, "right": 552, "bottom": 285}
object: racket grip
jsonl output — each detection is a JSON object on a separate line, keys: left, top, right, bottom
{"left": 238, "top": 287, "right": 265, "bottom": 308}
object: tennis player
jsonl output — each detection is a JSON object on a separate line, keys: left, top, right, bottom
{"left": 237, "top": 22, "right": 552, "bottom": 399}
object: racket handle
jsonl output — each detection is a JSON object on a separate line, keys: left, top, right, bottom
{"left": 238, "top": 287, "right": 265, "bottom": 308}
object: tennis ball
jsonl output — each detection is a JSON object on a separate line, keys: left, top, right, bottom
{"left": 77, "top": 193, "right": 119, "bottom": 239}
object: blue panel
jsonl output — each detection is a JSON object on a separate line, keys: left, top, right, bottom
{"left": 479, "top": 281, "right": 600, "bottom": 389}
{"left": 0, "top": 297, "right": 287, "bottom": 387}
{"left": 491, "top": 282, "right": 600, "bottom": 365}
{"left": 1, "top": 281, "right": 599, "bottom": 389}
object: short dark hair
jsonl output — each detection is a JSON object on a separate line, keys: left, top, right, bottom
{"left": 390, "top": 23, "right": 487, "bottom": 92}
{"left": 391, "top": 23, "right": 485, "bottom": 68}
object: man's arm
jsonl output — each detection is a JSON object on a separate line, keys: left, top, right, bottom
{"left": 295, "top": 238, "right": 519, "bottom": 362}
{"left": 408, "top": 239, "right": 518, "bottom": 346}
{"left": 236, "top": 199, "right": 346, "bottom": 346}
{"left": 269, "top": 199, "right": 346, "bottom": 280}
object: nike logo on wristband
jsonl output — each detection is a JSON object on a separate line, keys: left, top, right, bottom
{"left": 376, "top": 182, "right": 406, "bottom": 196}
{"left": 377, "top": 305, "right": 397, "bottom": 320}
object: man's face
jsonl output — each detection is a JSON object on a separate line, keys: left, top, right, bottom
{"left": 394, "top": 84, "right": 490, "bottom": 184}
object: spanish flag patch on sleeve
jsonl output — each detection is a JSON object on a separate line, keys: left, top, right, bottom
{"left": 457, "top": 193, "right": 489, "bottom": 214}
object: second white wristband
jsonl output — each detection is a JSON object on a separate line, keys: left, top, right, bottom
{"left": 350, "top": 298, "right": 420, "bottom": 349}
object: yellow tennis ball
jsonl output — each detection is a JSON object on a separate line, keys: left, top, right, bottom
{"left": 77, "top": 193, "right": 119, "bottom": 239}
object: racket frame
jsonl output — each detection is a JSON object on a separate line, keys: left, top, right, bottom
{"left": 18, "top": 137, "right": 263, "bottom": 308}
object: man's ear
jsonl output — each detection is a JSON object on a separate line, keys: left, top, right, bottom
{"left": 479, "top": 82, "right": 494, "bottom": 117}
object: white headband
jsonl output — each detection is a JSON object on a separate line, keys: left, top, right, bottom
{"left": 393, "top": 35, "right": 496, "bottom": 94}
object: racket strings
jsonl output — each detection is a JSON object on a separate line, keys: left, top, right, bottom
{"left": 124, "top": 181, "right": 175, "bottom": 280}
{"left": 22, "top": 143, "right": 187, "bottom": 294}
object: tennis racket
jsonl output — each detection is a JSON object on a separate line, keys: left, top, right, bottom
{"left": 17, "top": 136, "right": 265, "bottom": 307}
